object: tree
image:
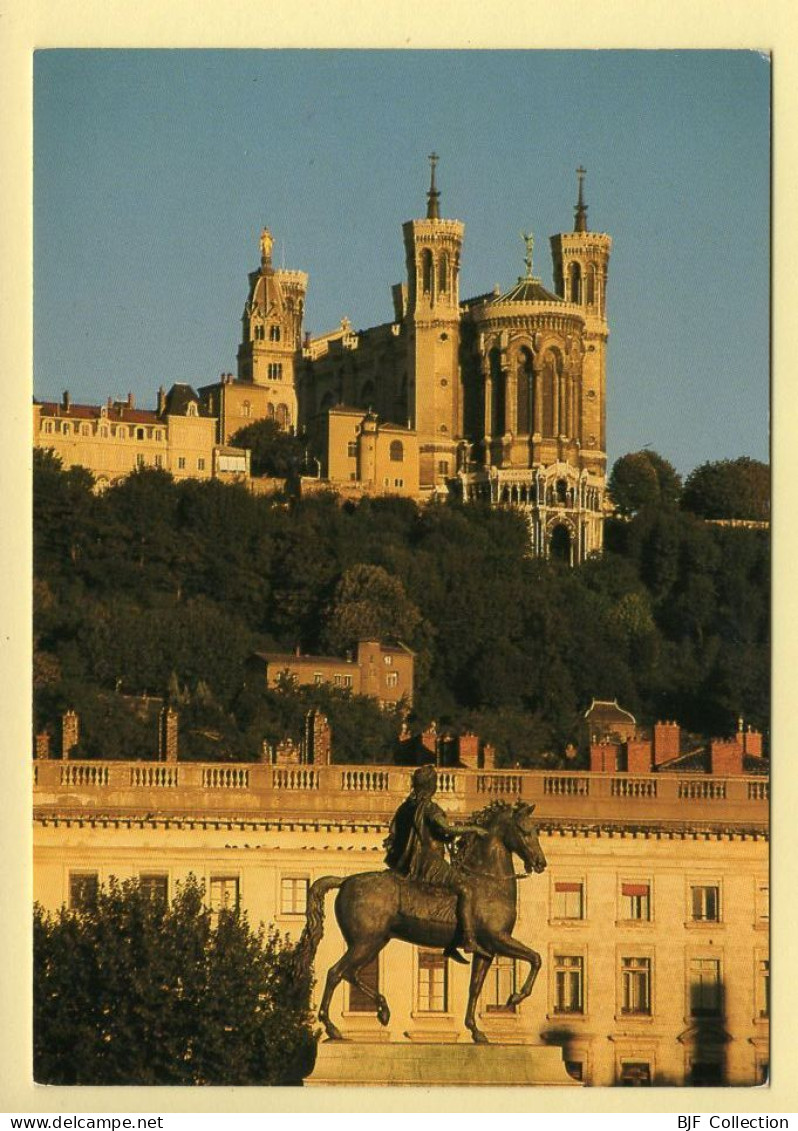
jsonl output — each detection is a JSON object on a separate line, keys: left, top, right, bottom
{"left": 608, "top": 450, "right": 682, "bottom": 515}
{"left": 34, "top": 876, "right": 315, "bottom": 1085}
{"left": 681, "top": 457, "right": 769, "bottom": 522}
{"left": 321, "top": 563, "right": 425, "bottom": 654}
{"left": 229, "top": 418, "right": 305, "bottom": 478}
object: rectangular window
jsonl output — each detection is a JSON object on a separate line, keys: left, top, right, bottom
{"left": 691, "top": 885, "right": 720, "bottom": 922}
{"left": 485, "top": 956, "right": 517, "bottom": 1012}
{"left": 758, "top": 958, "right": 770, "bottom": 1018}
{"left": 554, "top": 955, "right": 584, "bottom": 1014}
{"left": 756, "top": 883, "right": 769, "bottom": 925}
{"left": 619, "top": 1061, "right": 652, "bottom": 1087}
{"left": 178, "top": 457, "right": 186, "bottom": 469}
{"left": 280, "top": 876, "right": 309, "bottom": 916}
{"left": 383, "top": 655, "right": 393, "bottom": 666}
{"left": 689, "top": 957, "right": 722, "bottom": 1017}
{"left": 554, "top": 881, "right": 584, "bottom": 920}
{"left": 417, "top": 950, "right": 448, "bottom": 1013}
{"left": 209, "top": 875, "right": 239, "bottom": 919}
{"left": 347, "top": 441, "right": 357, "bottom": 457}
{"left": 386, "top": 672, "right": 398, "bottom": 688}
{"left": 136, "top": 453, "right": 145, "bottom": 468}
{"left": 333, "top": 674, "right": 343, "bottom": 687}
{"left": 621, "top": 957, "right": 651, "bottom": 1015}
{"left": 621, "top": 882, "right": 651, "bottom": 921}
{"left": 69, "top": 872, "right": 99, "bottom": 911}
{"left": 154, "top": 454, "right": 163, "bottom": 468}
{"left": 349, "top": 955, "right": 380, "bottom": 1013}
{"left": 438, "top": 460, "right": 449, "bottom": 475}
{"left": 139, "top": 873, "right": 169, "bottom": 906}
{"left": 197, "top": 458, "right": 206, "bottom": 471}
{"left": 313, "top": 672, "right": 324, "bottom": 686}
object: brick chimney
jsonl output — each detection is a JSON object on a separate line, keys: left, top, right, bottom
{"left": 61, "top": 710, "right": 79, "bottom": 759}
{"left": 482, "top": 742, "right": 497, "bottom": 771}
{"left": 457, "top": 732, "right": 480, "bottom": 771}
{"left": 158, "top": 706, "right": 179, "bottom": 762}
{"left": 736, "top": 719, "right": 763, "bottom": 759}
{"left": 653, "top": 721, "right": 680, "bottom": 767}
{"left": 710, "top": 738, "right": 743, "bottom": 776}
{"left": 590, "top": 740, "right": 619, "bottom": 773}
{"left": 35, "top": 731, "right": 51, "bottom": 760}
{"left": 305, "top": 709, "right": 332, "bottom": 766}
{"left": 626, "top": 737, "right": 653, "bottom": 775}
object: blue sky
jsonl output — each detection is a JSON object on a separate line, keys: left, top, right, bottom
{"left": 33, "top": 50, "right": 770, "bottom": 476}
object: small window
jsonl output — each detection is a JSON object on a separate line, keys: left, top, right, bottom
{"left": 386, "top": 672, "right": 398, "bottom": 688}
{"left": 342, "top": 674, "right": 353, "bottom": 689}
{"left": 44, "top": 421, "right": 53, "bottom": 434}
{"left": 756, "top": 883, "right": 769, "bottom": 926}
{"left": 438, "top": 460, "right": 449, "bottom": 476}
{"left": 758, "top": 958, "right": 770, "bottom": 1018}
{"left": 394, "top": 478, "right": 403, "bottom": 488}
{"left": 136, "top": 427, "right": 145, "bottom": 440}
{"left": 178, "top": 457, "right": 186, "bottom": 470}
{"left": 209, "top": 875, "right": 239, "bottom": 919}
{"left": 139, "top": 874, "right": 168, "bottom": 907}
{"left": 187, "top": 403, "right": 198, "bottom": 417}
{"left": 485, "top": 956, "right": 517, "bottom": 1013}
{"left": 417, "top": 950, "right": 448, "bottom": 1013}
{"left": 136, "top": 453, "right": 145, "bottom": 468}
{"left": 154, "top": 455, "right": 163, "bottom": 468}
{"left": 554, "top": 881, "right": 584, "bottom": 920}
{"left": 197, "top": 458, "right": 206, "bottom": 471}
{"left": 689, "top": 957, "right": 722, "bottom": 1017}
{"left": 621, "top": 957, "right": 651, "bottom": 1015}
{"left": 621, "top": 882, "right": 651, "bottom": 921}
{"left": 269, "top": 325, "right": 281, "bottom": 342}
{"left": 280, "top": 877, "right": 309, "bottom": 916}
{"left": 383, "top": 655, "right": 393, "bottom": 666}
{"left": 349, "top": 955, "right": 379, "bottom": 1013}
{"left": 82, "top": 424, "right": 90, "bottom": 436}
{"left": 619, "top": 1061, "right": 651, "bottom": 1087}
{"left": 69, "top": 872, "right": 99, "bottom": 911}
{"left": 554, "top": 955, "right": 584, "bottom": 1014}
{"left": 691, "top": 885, "right": 720, "bottom": 922}
{"left": 313, "top": 672, "right": 324, "bottom": 686}
{"left": 242, "top": 401, "right": 251, "bottom": 418}
{"left": 389, "top": 440, "right": 404, "bottom": 463}
{"left": 348, "top": 441, "right": 358, "bottom": 458}
{"left": 333, "top": 674, "right": 343, "bottom": 687}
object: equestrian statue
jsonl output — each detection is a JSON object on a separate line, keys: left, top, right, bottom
{"left": 294, "top": 764, "right": 548, "bottom": 1044}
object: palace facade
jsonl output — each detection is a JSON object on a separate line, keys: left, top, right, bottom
{"left": 33, "top": 748, "right": 768, "bottom": 1087}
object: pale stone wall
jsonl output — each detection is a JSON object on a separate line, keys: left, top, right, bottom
{"left": 32, "top": 760, "right": 768, "bottom": 1086}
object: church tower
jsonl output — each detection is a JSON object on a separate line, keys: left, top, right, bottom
{"left": 549, "top": 168, "right": 612, "bottom": 465}
{"left": 402, "top": 155, "right": 464, "bottom": 490}
{"left": 236, "top": 228, "right": 308, "bottom": 429}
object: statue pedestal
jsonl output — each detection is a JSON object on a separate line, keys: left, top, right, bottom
{"left": 306, "top": 1040, "right": 581, "bottom": 1087}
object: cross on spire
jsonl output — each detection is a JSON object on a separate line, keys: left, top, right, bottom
{"left": 574, "top": 166, "right": 588, "bottom": 233}
{"left": 427, "top": 152, "right": 441, "bottom": 220}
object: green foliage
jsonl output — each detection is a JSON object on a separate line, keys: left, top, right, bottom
{"left": 33, "top": 876, "right": 315, "bottom": 1086}
{"left": 681, "top": 457, "right": 770, "bottom": 522}
{"left": 608, "top": 450, "right": 682, "bottom": 515}
{"left": 229, "top": 418, "right": 305, "bottom": 478}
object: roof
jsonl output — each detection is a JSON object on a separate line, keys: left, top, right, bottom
{"left": 492, "top": 276, "right": 564, "bottom": 305}
{"left": 38, "top": 401, "right": 159, "bottom": 425}
{"left": 583, "top": 699, "right": 637, "bottom": 726}
{"left": 162, "top": 383, "right": 212, "bottom": 417}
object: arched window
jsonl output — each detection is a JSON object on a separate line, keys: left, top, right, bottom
{"left": 587, "top": 266, "right": 596, "bottom": 306}
{"left": 517, "top": 348, "right": 534, "bottom": 434}
{"left": 267, "top": 402, "right": 276, "bottom": 419}
{"left": 439, "top": 252, "right": 449, "bottom": 293}
{"left": 276, "top": 404, "right": 289, "bottom": 428}
{"left": 269, "top": 325, "right": 281, "bottom": 342}
{"left": 568, "top": 262, "right": 582, "bottom": 304}
{"left": 541, "top": 349, "right": 561, "bottom": 437}
{"left": 550, "top": 524, "right": 571, "bottom": 563}
{"left": 242, "top": 400, "right": 251, "bottom": 418}
{"left": 421, "top": 249, "right": 433, "bottom": 294}
{"left": 556, "top": 478, "right": 568, "bottom": 504}
{"left": 389, "top": 440, "right": 404, "bottom": 462}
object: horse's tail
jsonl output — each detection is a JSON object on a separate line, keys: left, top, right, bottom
{"left": 292, "top": 875, "right": 344, "bottom": 982}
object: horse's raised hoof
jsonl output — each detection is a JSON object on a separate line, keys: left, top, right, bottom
{"left": 322, "top": 1022, "right": 346, "bottom": 1041}
{"left": 506, "top": 992, "right": 524, "bottom": 1008}
{"left": 376, "top": 999, "right": 391, "bottom": 1026}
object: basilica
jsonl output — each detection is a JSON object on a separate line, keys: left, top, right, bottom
{"left": 243, "top": 157, "right": 611, "bottom": 562}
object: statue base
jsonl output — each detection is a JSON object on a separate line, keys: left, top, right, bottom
{"left": 306, "top": 1040, "right": 581, "bottom": 1087}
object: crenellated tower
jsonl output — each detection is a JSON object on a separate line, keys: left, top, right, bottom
{"left": 402, "top": 154, "right": 465, "bottom": 490}
{"left": 549, "top": 168, "right": 612, "bottom": 463}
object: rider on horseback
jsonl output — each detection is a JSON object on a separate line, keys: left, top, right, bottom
{"left": 383, "top": 763, "right": 491, "bottom": 959}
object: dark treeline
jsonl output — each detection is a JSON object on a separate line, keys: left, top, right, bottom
{"left": 33, "top": 449, "right": 769, "bottom": 767}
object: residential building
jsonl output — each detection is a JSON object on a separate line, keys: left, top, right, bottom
{"left": 246, "top": 639, "right": 414, "bottom": 709}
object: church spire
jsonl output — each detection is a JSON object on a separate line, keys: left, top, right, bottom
{"left": 426, "top": 152, "right": 441, "bottom": 220}
{"left": 574, "top": 166, "right": 588, "bottom": 233}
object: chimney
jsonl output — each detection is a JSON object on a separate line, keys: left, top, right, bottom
{"left": 710, "top": 738, "right": 743, "bottom": 777}
{"left": 35, "top": 731, "right": 51, "bottom": 760}
{"left": 304, "top": 709, "right": 332, "bottom": 766}
{"left": 157, "top": 386, "right": 166, "bottom": 415}
{"left": 458, "top": 732, "right": 479, "bottom": 771}
{"left": 625, "top": 737, "right": 653, "bottom": 774}
{"left": 482, "top": 742, "right": 497, "bottom": 771}
{"left": 127, "top": 392, "right": 135, "bottom": 409}
{"left": 62, "top": 390, "right": 71, "bottom": 412}
{"left": 744, "top": 726, "right": 763, "bottom": 758}
{"left": 590, "top": 740, "right": 618, "bottom": 773}
{"left": 653, "top": 721, "right": 680, "bottom": 767}
{"left": 158, "top": 706, "right": 179, "bottom": 762}
{"left": 61, "top": 710, "right": 79, "bottom": 759}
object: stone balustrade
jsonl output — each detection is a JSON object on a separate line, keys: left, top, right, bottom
{"left": 32, "top": 760, "right": 769, "bottom": 828}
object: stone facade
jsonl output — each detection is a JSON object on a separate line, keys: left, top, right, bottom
{"left": 32, "top": 758, "right": 769, "bottom": 1086}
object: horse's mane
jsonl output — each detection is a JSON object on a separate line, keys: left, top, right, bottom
{"left": 451, "top": 800, "right": 520, "bottom": 870}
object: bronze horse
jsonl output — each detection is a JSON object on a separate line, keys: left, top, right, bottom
{"left": 295, "top": 800, "right": 547, "bottom": 1044}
